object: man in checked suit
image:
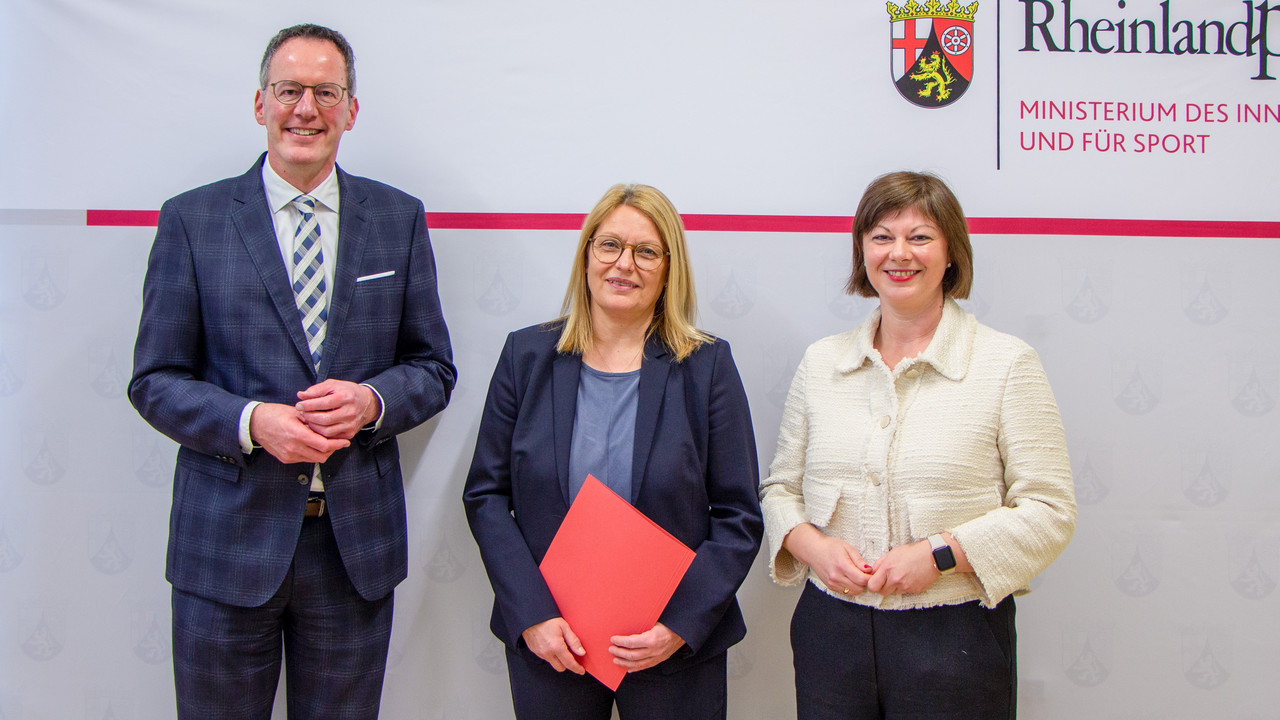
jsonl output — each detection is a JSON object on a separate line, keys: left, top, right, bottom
{"left": 129, "top": 23, "right": 455, "bottom": 719}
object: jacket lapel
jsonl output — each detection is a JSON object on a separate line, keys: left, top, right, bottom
{"left": 318, "top": 167, "right": 369, "bottom": 379}
{"left": 630, "top": 338, "right": 671, "bottom": 503}
{"left": 552, "top": 350, "right": 581, "bottom": 507}
{"left": 230, "top": 156, "right": 315, "bottom": 375}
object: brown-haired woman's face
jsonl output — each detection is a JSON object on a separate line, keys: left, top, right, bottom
{"left": 861, "top": 207, "right": 949, "bottom": 313}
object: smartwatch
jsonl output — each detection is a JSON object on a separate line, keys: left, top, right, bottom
{"left": 929, "top": 534, "right": 956, "bottom": 574}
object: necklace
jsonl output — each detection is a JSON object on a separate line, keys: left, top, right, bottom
{"left": 586, "top": 343, "right": 644, "bottom": 373}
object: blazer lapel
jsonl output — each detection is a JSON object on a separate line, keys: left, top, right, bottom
{"left": 319, "top": 167, "right": 369, "bottom": 379}
{"left": 230, "top": 157, "right": 315, "bottom": 375}
{"left": 630, "top": 338, "right": 671, "bottom": 503}
{"left": 552, "top": 350, "right": 581, "bottom": 507}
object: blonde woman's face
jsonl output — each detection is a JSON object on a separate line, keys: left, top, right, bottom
{"left": 586, "top": 205, "right": 668, "bottom": 324}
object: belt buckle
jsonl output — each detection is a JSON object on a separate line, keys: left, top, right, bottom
{"left": 304, "top": 495, "right": 327, "bottom": 518}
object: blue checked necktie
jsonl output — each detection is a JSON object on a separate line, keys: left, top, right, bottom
{"left": 291, "top": 195, "right": 327, "bottom": 371}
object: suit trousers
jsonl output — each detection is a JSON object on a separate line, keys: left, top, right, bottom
{"left": 505, "top": 645, "right": 728, "bottom": 720}
{"left": 171, "top": 514, "right": 394, "bottom": 720}
{"left": 790, "top": 581, "right": 1016, "bottom": 720}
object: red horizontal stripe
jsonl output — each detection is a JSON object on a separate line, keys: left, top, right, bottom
{"left": 682, "top": 214, "right": 853, "bottom": 233}
{"left": 969, "top": 217, "right": 1280, "bottom": 238}
{"left": 425, "top": 212, "right": 585, "bottom": 230}
{"left": 87, "top": 209, "right": 161, "bottom": 226}
{"left": 84, "top": 209, "right": 1280, "bottom": 238}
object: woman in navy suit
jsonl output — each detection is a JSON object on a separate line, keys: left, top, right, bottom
{"left": 464, "top": 184, "right": 763, "bottom": 719}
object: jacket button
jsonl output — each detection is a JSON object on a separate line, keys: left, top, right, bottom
{"left": 879, "top": 415, "right": 891, "bottom": 428}
{"left": 905, "top": 368, "right": 920, "bottom": 378}
{"left": 297, "top": 474, "right": 310, "bottom": 485}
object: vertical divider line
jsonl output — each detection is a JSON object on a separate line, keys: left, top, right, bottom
{"left": 996, "top": 0, "right": 1003, "bottom": 170}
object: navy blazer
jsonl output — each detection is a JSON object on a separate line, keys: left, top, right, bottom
{"left": 130, "top": 155, "right": 456, "bottom": 606}
{"left": 463, "top": 322, "right": 762, "bottom": 669}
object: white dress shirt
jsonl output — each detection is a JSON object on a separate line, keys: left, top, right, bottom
{"left": 237, "top": 162, "right": 383, "bottom": 491}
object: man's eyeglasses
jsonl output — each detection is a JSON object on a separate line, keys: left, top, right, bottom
{"left": 268, "top": 80, "right": 349, "bottom": 108}
{"left": 590, "top": 236, "right": 669, "bottom": 271}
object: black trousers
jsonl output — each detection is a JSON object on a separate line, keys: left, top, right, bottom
{"left": 505, "top": 645, "right": 727, "bottom": 720}
{"left": 790, "top": 581, "right": 1016, "bottom": 720}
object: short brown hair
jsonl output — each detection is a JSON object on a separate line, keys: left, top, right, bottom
{"left": 557, "top": 184, "right": 710, "bottom": 362}
{"left": 260, "top": 24, "right": 356, "bottom": 96}
{"left": 846, "top": 171, "right": 973, "bottom": 299}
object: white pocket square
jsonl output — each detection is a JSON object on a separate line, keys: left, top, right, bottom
{"left": 356, "top": 270, "right": 395, "bottom": 283}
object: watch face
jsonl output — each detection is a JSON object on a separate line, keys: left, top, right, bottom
{"left": 933, "top": 545, "right": 957, "bottom": 572}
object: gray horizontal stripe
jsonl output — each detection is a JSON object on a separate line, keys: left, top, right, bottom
{"left": 0, "top": 209, "right": 85, "bottom": 225}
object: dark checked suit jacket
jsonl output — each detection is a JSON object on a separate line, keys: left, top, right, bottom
{"left": 130, "top": 154, "right": 455, "bottom": 607}
{"left": 463, "top": 322, "right": 762, "bottom": 670}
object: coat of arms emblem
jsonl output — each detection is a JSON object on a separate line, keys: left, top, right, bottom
{"left": 888, "top": 0, "right": 978, "bottom": 108}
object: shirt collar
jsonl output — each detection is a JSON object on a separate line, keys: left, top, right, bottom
{"left": 838, "top": 297, "right": 974, "bottom": 381}
{"left": 261, "top": 160, "right": 340, "bottom": 214}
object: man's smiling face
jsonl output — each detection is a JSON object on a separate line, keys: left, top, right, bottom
{"left": 254, "top": 37, "right": 358, "bottom": 192}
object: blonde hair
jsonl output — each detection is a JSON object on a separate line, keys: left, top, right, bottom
{"left": 847, "top": 171, "right": 973, "bottom": 299}
{"left": 556, "top": 184, "right": 710, "bottom": 362}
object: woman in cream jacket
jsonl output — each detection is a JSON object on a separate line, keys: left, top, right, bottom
{"left": 760, "top": 171, "right": 1075, "bottom": 720}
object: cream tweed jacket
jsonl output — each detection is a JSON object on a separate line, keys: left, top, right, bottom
{"left": 760, "top": 299, "right": 1075, "bottom": 609}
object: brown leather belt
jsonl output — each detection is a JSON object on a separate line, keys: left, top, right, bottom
{"left": 304, "top": 495, "right": 327, "bottom": 518}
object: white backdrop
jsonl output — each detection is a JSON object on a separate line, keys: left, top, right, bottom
{"left": 1, "top": 0, "right": 1278, "bottom": 718}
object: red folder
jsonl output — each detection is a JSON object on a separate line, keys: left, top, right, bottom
{"left": 538, "top": 475, "right": 696, "bottom": 690}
